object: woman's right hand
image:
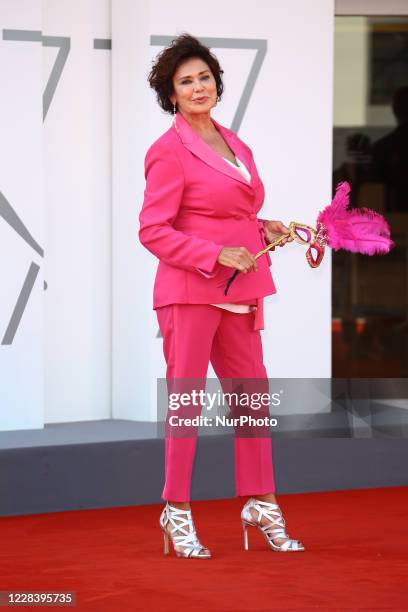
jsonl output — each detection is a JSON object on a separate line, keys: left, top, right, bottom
{"left": 217, "top": 246, "right": 258, "bottom": 273}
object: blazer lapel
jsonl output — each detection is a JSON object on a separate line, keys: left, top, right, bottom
{"left": 173, "top": 111, "right": 254, "bottom": 188}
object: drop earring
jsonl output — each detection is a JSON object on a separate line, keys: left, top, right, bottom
{"left": 172, "top": 103, "right": 178, "bottom": 131}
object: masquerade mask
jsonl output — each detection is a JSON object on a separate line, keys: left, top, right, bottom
{"left": 222, "top": 182, "right": 393, "bottom": 296}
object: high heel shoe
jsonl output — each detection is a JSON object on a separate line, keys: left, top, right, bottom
{"left": 159, "top": 502, "right": 212, "bottom": 559}
{"left": 241, "top": 498, "right": 305, "bottom": 552}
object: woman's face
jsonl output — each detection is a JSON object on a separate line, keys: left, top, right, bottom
{"left": 170, "top": 57, "right": 217, "bottom": 117}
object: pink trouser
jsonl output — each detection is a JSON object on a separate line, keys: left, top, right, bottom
{"left": 156, "top": 303, "right": 276, "bottom": 501}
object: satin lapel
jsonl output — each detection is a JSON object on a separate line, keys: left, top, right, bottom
{"left": 174, "top": 112, "right": 254, "bottom": 188}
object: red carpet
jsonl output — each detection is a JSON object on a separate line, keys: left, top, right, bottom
{"left": 1, "top": 487, "right": 407, "bottom": 611}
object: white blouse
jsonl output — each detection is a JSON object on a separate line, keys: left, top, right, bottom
{"left": 210, "top": 156, "right": 256, "bottom": 314}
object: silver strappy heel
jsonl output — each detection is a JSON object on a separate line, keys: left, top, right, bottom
{"left": 159, "top": 502, "right": 212, "bottom": 559}
{"left": 241, "top": 498, "right": 305, "bottom": 552}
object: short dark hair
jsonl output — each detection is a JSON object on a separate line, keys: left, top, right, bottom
{"left": 148, "top": 33, "right": 224, "bottom": 115}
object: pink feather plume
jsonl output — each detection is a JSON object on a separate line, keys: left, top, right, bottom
{"left": 316, "top": 181, "right": 393, "bottom": 255}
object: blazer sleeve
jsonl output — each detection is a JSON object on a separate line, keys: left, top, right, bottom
{"left": 138, "top": 143, "right": 224, "bottom": 277}
{"left": 256, "top": 218, "right": 274, "bottom": 265}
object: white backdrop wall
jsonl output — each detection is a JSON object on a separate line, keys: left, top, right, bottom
{"left": 112, "top": 0, "right": 334, "bottom": 422}
{"left": 0, "top": 0, "right": 44, "bottom": 431}
{"left": 43, "top": 0, "right": 111, "bottom": 424}
{"left": 0, "top": 0, "right": 334, "bottom": 430}
{"left": 0, "top": 0, "right": 111, "bottom": 430}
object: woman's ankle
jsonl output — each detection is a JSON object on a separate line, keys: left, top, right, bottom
{"left": 251, "top": 492, "right": 277, "bottom": 504}
{"left": 167, "top": 500, "right": 191, "bottom": 510}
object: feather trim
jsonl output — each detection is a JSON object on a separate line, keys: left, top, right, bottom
{"left": 317, "top": 182, "right": 393, "bottom": 255}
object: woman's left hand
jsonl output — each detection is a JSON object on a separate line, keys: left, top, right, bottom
{"left": 263, "top": 220, "right": 293, "bottom": 247}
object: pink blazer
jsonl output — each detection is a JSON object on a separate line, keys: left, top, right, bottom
{"left": 138, "top": 111, "right": 277, "bottom": 329}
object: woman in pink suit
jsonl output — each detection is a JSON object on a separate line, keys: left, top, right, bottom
{"left": 139, "top": 34, "right": 304, "bottom": 558}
